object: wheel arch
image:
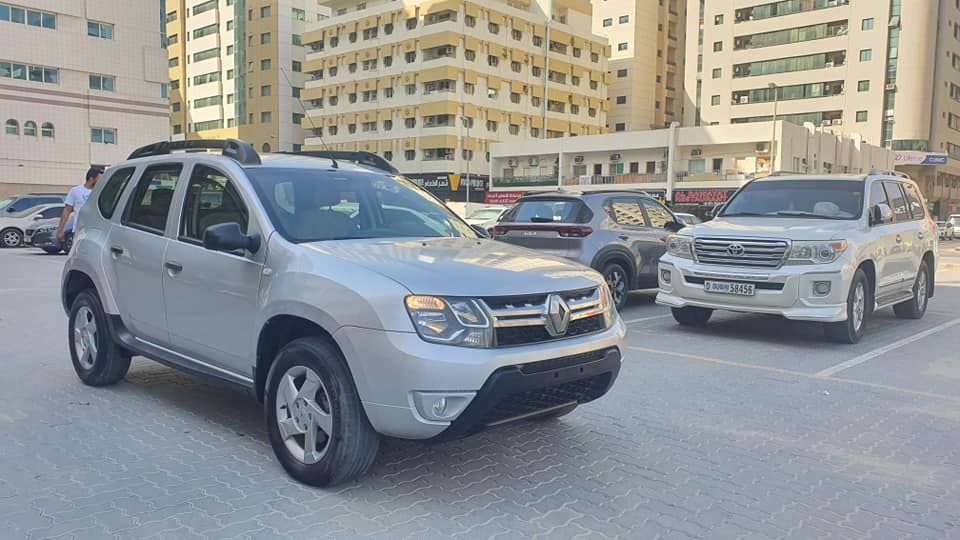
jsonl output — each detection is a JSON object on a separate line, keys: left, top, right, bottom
{"left": 590, "top": 246, "right": 637, "bottom": 287}
{"left": 62, "top": 269, "right": 98, "bottom": 314}
{"left": 922, "top": 250, "right": 936, "bottom": 298}
{"left": 856, "top": 259, "right": 877, "bottom": 302}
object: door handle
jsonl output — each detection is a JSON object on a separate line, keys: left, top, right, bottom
{"left": 109, "top": 245, "right": 124, "bottom": 257}
{"left": 895, "top": 234, "right": 902, "bottom": 243}
{"left": 164, "top": 261, "right": 183, "bottom": 274}
{"left": 917, "top": 231, "right": 924, "bottom": 239}
{"left": 618, "top": 235, "right": 629, "bottom": 241}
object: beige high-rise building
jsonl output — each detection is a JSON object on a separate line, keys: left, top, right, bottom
{"left": 301, "top": 0, "right": 609, "bottom": 202}
{"left": 592, "top": 0, "right": 686, "bottom": 132}
{"left": 165, "top": 0, "right": 325, "bottom": 153}
{"left": 685, "top": 0, "right": 960, "bottom": 214}
{"left": 0, "top": 1, "right": 169, "bottom": 195}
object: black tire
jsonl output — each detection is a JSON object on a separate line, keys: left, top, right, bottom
{"left": 893, "top": 261, "right": 930, "bottom": 320}
{"left": 68, "top": 289, "right": 131, "bottom": 386}
{"left": 265, "top": 337, "right": 379, "bottom": 487}
{"left": 824, "top": 269, "right": 871, "bottom": 344}
{"left": 672, "top": 306, "right": 713, "bottom": 326}
{"left": 601, "top": 261, "right": 630, "bottom": 311}
{"left": 42, "top": 247, "right": 63, "bottom": 254}
{"left": 1, "top": 227, "right": 23, "bottom": 248}
{"left": 63, "top": 233, "right": 74, "bottom": 254}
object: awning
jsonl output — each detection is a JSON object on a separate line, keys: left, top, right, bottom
{"left": 464, "top": 36, "right": 480, "bottom": 51}
{"left": 509, "top": 112, "right": 525, "bottom": 124}
{"left": 403, "top": 138, "right": 416, "bottom": 149}
{"left": 462, "top": 103, "right": 477, "bottom": 117}
{"left": 361, "top": 111, "right": 375, "bottom": 122}
{"left": 551, "top": 29, "right": 572, "bottom": 45}
{"left": 361, "top": 48, "right": 376, "bottom": 60}
{"left": 462, "top": 137, "right": 477, "bottom": 150}
{"left": 547, "top": 118, "right": 567, "bottom": 132}
{"left": 420, "top": 134, "right": 457, "bottom": 148}
{"left": 486, "top": 109, "right": 504, "bottom": 122}
{"left": 569, "top": 93, "right": 585, "bottom": 106}
{"left": 403, "top": 40, "right": 416, "bottom": 52}
{"left": 303, "top": 58, "right": 324, "bottom": 73}
{"left": 486, "top": 75, "right": 503, "bottom": 91}
{"left": 600, "top": 100, "right": 610, "bottom": 111}
{"left": 530, "top": 116, "right": 543, "bottom": 129}
{"left": 301, "top": 87, "right": 323, "bottom": 101}
{"left": 361, "top": 79, "right": 375, "bottom": 91}
{"left": 419, "top": 65, "right": 459, "bottom": 81}
{"left": 488, "top": 43, "right": 505, "bottom": 58}
{"left": 464, "top": 70, "right": 478, "bottom": 84}
{"left": 532, "top": 55, "right": 545, "bottom": 68}
{"left": 359, "top": 141, "right": 377, "bottom": 152}
{"left": 402, "top": 72, "right": 416, "bottom": 84}
{"left": 360, "top": 16, "right": 377, "bottom": 30}
{"left": 464, "top": 3, "right": 479, "bottom": 17}
{"left": 420, "top": 101, "right": 458, "bottom": 116}
{"left": 488, "top": 10, "right": 505, "bottom": 25}
{"left": 548, "top": 58, "right": 571, "bottom": 73}
{"left": 548, "top": 88, "right": 567, "bottom": 102}
{"left": 510, "top": 49, "right": 527, "bottom": 62}
{"left": 323, "top": 115, "right": 338, "bottom": 126}
{"left": 418, "top": 32, "right": 457, "bottom": 50}
{"left": 510, "top": 80, "right": 525, "bottom": 93}
{"left": 531, "top": 85, "right": 544, "bottom": 98}
{"left": 303, "top": 28, "right": 324, "bottom": 45}
{"left": 422, "top": 0, "right": 460, "bottom": 14}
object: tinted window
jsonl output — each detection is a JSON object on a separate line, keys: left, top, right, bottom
{"left": 640, "top": 199, "right": 675, "bottom": 228}
{"left": 124, "top": 164, "right": 183, "bottom": 233}
{"left": 8, "top": 197, "right": 38, "bottom": 212}
{"left": 98, "top": 167, "right": 136, "bottom": 218}
{"left": 503, "top": 199, "right": 591, "bottom": 223}
{"left": 181, "top": 165, "right": 248, "bottom": 242}
{"left": 867, "top": 182, "right": 890, "bottom": 223}
{"left": 882, "top": 181, "right": 909, "bottom": 222}
{"left": 901, "top": 183, "right": 926, "bottom": 220}
{"left": 39, "top": 206, "right": 63, "bottom": 219}
{"left": 606, "top": 198, "right": 646, "bottom": 226}
{"left": 721, "top": 180, "right": 864, "bottom": 220}
{"left": 39, "top": 197, "right": 62, "bottom": 205}
{"left": 246, "top": 169, "right": 476, "bottom": 242}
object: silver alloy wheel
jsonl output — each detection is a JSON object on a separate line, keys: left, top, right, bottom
{"left": 916, "top": 269, "right": 928, "bottom": 311}
{"left": 74, "top": 306, "right": 98, "bottom": 370}
{"left": 275, "top": 365, "right": 333, "bottom": 465}
{"left": 2, "top": 229, "right": 21, "bottom": 247}
{"left": 605, "top": 268, "right": 626, "bottom": 306}
{"left": 851, "top": 281, "right": 865, "bottom": 332}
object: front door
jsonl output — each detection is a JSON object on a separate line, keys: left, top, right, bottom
{"left": 865, "top": 181, "right": 895, "bottom": 298}
{"left": 162, "top": 164, "right": 263, "bottom": 377}
{"left": 105, "top": 163, "right": 183, "bottom": 343}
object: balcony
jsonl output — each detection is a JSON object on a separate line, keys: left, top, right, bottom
{"left": 562, "top": 174, "right": 667, "bottom": 186}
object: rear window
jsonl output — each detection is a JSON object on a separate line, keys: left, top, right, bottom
{"left": 502, "top": 199, "right": 592, "bottom": 223}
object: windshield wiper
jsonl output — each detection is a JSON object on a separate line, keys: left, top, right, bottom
{"left": 774, "top": 210, "right": 846, "bottom": 220}
{"left": 720, "top": 212, "right": 772, "bottom": 217}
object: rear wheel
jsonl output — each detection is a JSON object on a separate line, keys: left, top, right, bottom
{"left": 1, "top": 228, "right": 22, "bottom": 248}
{"left": 671, "top": 306, "right": 713, "bottom": 327}
{"left": 893, "top": 261, "right": 930, "bottom": 320}
{"left": 601, "top": 262, "right": 629, "bottom": 310}
{"left": 63, "top": 232, "right": 74, "bottom": 254}
{"left": 824, "top": 269, "right": 870, "bottom": 344}
{"left": 68, "top": 290, "right": 131, "bottom": 386}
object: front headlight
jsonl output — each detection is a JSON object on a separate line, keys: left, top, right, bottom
{"left": 405, "top": 295, "right": 493, "bottom": 348}
{"left": 666, "top": 234, "right": 694, "bottom": 259}
{"left": 786, "top": 240, "right": 848, "bottom": 264}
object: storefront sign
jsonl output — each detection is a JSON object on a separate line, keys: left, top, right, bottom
{"left": 403, "top": 172, "right": 488, "bottom": 202}
{"left": 485, "top": 191, "right": 525, "bottom": 205}
{"left": 893, "top": 152, "right": 948, "bottom": 166}
{"left": 672, "top": 189, "right": 736, "bottom": 204}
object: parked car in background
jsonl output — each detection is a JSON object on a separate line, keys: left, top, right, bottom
{"left": 27, "top": 217, "right": 73, "bottom": 253}
{"left": 1, "top": 203, "right": 64, "bottom": 248}
{"left": 937, "top": 221, "right": 955, "bottom": 240}
{"left": 657, "top": 172, "right": 937, "bottom": 343}
{"left": 465, "top": 206, "right": 509, "bottom": 233}
{"left": 493, "top": 191, "right": 684, "bottom": 310}
{"left": 1, "top": 193, "right": 65, "bottom": 215}
{"left": 674, "top": 212, "right": 703, "bottom": 226}
{"left": 948, "top": 214, "right": 960, "bottom": 234}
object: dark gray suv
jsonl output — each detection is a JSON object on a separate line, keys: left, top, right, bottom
{"left": 493, "top": 191, "right": 683, "bottom": 309}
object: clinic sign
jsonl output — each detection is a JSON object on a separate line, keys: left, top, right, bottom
{"left": 894, "top": 152, "right": 948, "bottom": 166}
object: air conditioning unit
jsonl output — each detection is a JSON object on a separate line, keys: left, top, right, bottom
{"left": 691, "top": 148, "right": 702, "bottom": 156}
{"left": 739, "top": 96, "right": 749, "bottom": 104}
{"left": 825, "top": 61, "right": 834, "bottom": 68}
{"left": 755, "top": 143, "right": 769, "bottom": 153}
{"left": 507, "top": 158, "right": 519, "bottom": 167}
{"left": 832, "top": 118, "right": 843, "bottom": 125}
{"left": 574, "top": 155, "right": 584, "bottom": 163}
{"left": 528, "top": 157, "right": 539, "bottom": 166}
{"left": 885, "top": 83, "right": 896, "bottom": 90}
{"left": 610, "top": 153, "right": 621, "bottom": 161}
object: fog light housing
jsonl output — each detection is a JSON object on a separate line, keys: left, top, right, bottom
{"left": 813, "top": 280, "right": 832, "bottom": 296}
{"left": 411, "top": 391, "right": 475, "bottom": 422}
{"left": 660, "top": 269, "right": 672, "bottom": 284}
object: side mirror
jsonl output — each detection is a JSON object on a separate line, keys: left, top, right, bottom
{"left": 471, "top": 224, "right": 491, "bottom": 238}
{"left": 871, "top": 203, "right": 893, "bottom": 226}
{"left": 203, "top": 222, "right": 260, "bottom": 253}
{"left": 664, "top": 220, "right": 684, "bottom": 232}
{"left": 33, "top": 214, "right": 43, "bottom": 221}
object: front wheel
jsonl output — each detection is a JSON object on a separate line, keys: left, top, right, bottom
{"left": 68, "top": 290, "right": 131, "bottom": 385}
{"left": 824, "top": 269, "right": 870, "bottom": 344}
{"left": 672, "top": 306, "right": 713, "bottom": 326}
{"left": 266, "top": 337, "right": 379, "bottom": 487}
{"left": 42, "top": 247, "right": 63, "bottom": 254}
{"left": 893, "top": 261, "right": 930, "bottom": 320}
{"left": 601, "top": 262, "right": 630, "bottom": 311}
{"left": 1, "top": 228, "right": 23, "bottom": 248}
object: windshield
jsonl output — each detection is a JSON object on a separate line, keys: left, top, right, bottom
{"left": 0, "top": 198, "right": 11, "bottom": 211}
{"left": 246, "top": 168, "right": 477, "bottom": 242}
{"left": 502, "top": 199, "right": 591, "bottom": 223}
{"left": 720, "top": 179, "right": 864, "bottom": 220}
{"left": 468, "top": 208, "right": 503, "bottom": 220}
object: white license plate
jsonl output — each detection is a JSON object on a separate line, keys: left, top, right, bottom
{"left": 704, "top": 280, "right": 755, "bottom": 296}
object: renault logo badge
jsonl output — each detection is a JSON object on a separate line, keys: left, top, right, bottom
{"left": 545, "top": 294, "right": 571, "bottom": 336}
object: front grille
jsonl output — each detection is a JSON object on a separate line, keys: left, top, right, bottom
{"left": 683, "top": 276, "right": 785, "bottom": 291}
{"left": 518, "top": 347, "right": 613, "bottom": 374}
{"left": 483, "top": 286, "right": 607, "bottom": 348}
{"left": 479, "top": 373, "right": 612, "bottom": 426}
{"left": 694, "top": 237, "right": 788, "bottom": 268}
{"left": 496, "top": 315, "right": 604, "bottom": 347}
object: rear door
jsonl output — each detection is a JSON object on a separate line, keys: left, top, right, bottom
{"left": 881, "top": 181, "right": 915, "bottom": 294}
{"left": 901, "top": 181, "right": 932, "bottom": 277}
{"left": 603, "top": 197, "right": 656, "bottom": 280}
{"left": 494, "top": 198, "right": 592, "bottom": 259}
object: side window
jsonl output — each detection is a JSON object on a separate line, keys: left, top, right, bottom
{"left": 180, "top": 165, "right": 249, "bottom": 242}
{"left": 98, "top": 167, "right": 136, "bottom": 218}
{"left": 640, "top": 198, "right": 675, "bottom": 228}
{"left": 606, "top": 198, "right": 647, "bottom": 226}
{"left": 9, "top": 197, "right": 37, "bottom": 212}
{"left": 39, "top": 206, "right": 63, "bottom": 219}
{"left": 40, "top": 197, "right": 62, "bottom": 205}
{"left": 882, "top": 181, "right": 909, "bottom": 223}
{"left": 901, "top": 183, "right": 926, "bottom": 220}
{"left": 123, "top": 164, "right": 183, "bottom": 233}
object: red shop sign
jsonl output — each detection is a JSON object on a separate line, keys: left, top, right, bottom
{"left": 485, "top": 191, "right": 525, "bottom": 205}
{"left": 673, "top": 189, "right": 734, "bottom": 204}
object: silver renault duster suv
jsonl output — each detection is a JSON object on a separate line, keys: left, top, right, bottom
{"left": 61, "top": 140, "right": 624, "bottom": 486}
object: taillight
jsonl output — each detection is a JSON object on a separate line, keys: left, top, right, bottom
{"left": 557, "top": 226, "right": 593, "bottom": 237}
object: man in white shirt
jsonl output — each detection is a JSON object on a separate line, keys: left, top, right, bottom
{"left": 57, "top": 166, "right": 104, "bottom": 245}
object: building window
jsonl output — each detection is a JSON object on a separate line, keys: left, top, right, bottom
{"left": 89, "top": 74, "right": 116, "bottom": 91}
{"left": 193, "top": 95, "right": 222, "bottom": 108}
{"left": 405, "top": 117, "right": 415, "bottom": 128}
{"left": 195, "top": 119, "right": 224, "bottom": 131}
{"left": 858, "top": 80, "right": 870, "bottom": 92}
{"left": 405, "top": 51, "right": 416, "bottom": 63}
{"left": 226, "top": 45, "right": 234, "bottom": 55}
{"left": 615, "top": 123, "right": 625, "bottom": 131}
{"left": 226, "top": 20, "right": 234, "bottom": 31}
{"left": 486, "top": 120, "right": 497, "bottom": 132}
{"left": 4, "top": 118, "right": 17, "bottom": 135}
{"left": 488, "top": 22, "right": 499, "bottom": 34}
{"left": 1, "top": 6, "right": 57, "bottom": 28}
{"left": 383, "top": 55, "right": 393, "bottom": 67}
{"left": 167, "top": 34, "right": 178, "bottom": 45}
{"left": 22, "top": 120, "right": 36, "bottom": 136}
{"left": 406, "top": 18, "right": 417, "bottom": 30}
{"left": 531, "top": 96, "right": 541, "bottom": 107}
{"left": 464, "top": 83, "right": 474, "bottom": 94}
{"left": 260, "top": 6, "right": 271, "bottom": 17}
{"left": 87, "top": 20, "right": 114, "bottom": 39}
{"left": 292, "top": 34, "right": 302, "bottom": 45}
{"left": 384, "top": 119, "right": 393, "bottom": 130}
{"left": 173, "top": 124, "right": 182, "bottom": 135}
{"left": 532, "top": 66, "right": 541, "bottom": 77}
{"left": 711, "top": 68, "right": 721, "bottom": 79}
{"left": 362, "top": 28, "right": 376, "bottom": 40}
{"left": 384, "top": 87, "right": 394, "bottom": 98}
{"left": 193, "top": 0, "right": 217, "bottom": 16}
{"left": 711, "top": 95, "right": 720, "bottom": 105}
{"left": 616, "top": 95, "right": 626, "bottom": 104}
{"left": 602, "top": 18, "right": 612, "bottom": 27}
{"left": 856, "top": 110, "right": 868, "bottom": 122}
{"left": 405, "top": 84, "right": 416, "bottom": 95}
{"left": 226, "top": 69, "right": 234, "bottom": 80}
{"left": 862, "top": 18, "right": 874, "bottom": 30}
{"left": 859, "top": 49, "right": 872, "bottom": 61}
{"left": 530, "top": 127, "right": 541, "bottom": 137}
{"left": 193, "top": 23, "right": 218, "bottom": 39}
{"left": 90, "top": 127, "right": 117, "bottom": 144}
{"left": 383, "top": 151, "right": 393, "bottom": 161}
{"left": 618, "top": 42, "right": 628, "bottom": 51}
{"left": 261, "top": 32, "right": 271, "bottom": 44}
{"left": 328, "top": 125, "right": 337, "bottom": 135}
{"left": 465, "top": 49, "right": 476, "bottom": 61}
{"left": 261, "top": 59, "right": 271, "bottom": 70}
{"left": 261, "top": 85, "right": 271, "bottom": 96}
{"left": 292, "top": 8, "right": 305, "bottom": 21}
{"left": 509, "top": 124, "right": 519, "bottom": 135}
{"left": 193, "top": 48, "right": 219, "bottom": 62}
{"left": 169, "top": 57, "right": 179, "bottom": 67}
{"left": 260, "top": 111, "right": 272, "bottom": 123}
{"left": 487, "top": 55, "right": 499, "bottom": 67}
{"left": 713, "top": 41, "right": 722, "bottom": 52}
{"left": 465, "top": 15, "right": 476, "bottom": 27}
{"left": 714, "top": 14, "right": 723, "bottom": 25}
{"left": 617, "top": 69, "right": 627, "bottom": 78}
{"left": 226, "top": 94, "right": 234, "bottom": 104}
{"left": 512, "top": 29, "right": 521, "bottom": 40}
{"left": 405, "top": 149, "right": 415, "bottom": 160}
{"left": 292, "top": 60, "right": 302, "bottom": 72}
{"left": 620, "top": 15, "right": 629, "bottom": 23}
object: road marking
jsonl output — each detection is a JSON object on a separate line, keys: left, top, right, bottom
{"left": 815, "top": 318, "right": 960, "bottom": 377}
{"left": 623, "top": 314, "right": 672, "bottom": 324}
{"left": 627, "top": 345, "right": 960, "bottom": 403}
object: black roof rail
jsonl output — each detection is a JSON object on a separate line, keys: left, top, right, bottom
{"left": 127, "top": 139, "right": 261, "bottom": 165}
{"left": 867, "top": 169, "right": 909, "bottom": 179}
{"left": 284, "top": 150, "right": 399, "bottom": 174}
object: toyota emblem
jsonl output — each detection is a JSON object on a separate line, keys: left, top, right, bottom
{"left": 726, "top": 243, "right": 745, "bottom": 256}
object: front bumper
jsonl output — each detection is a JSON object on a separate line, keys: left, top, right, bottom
{"left": 30, "top": 229, "right": 60, "bottom": 249}
{"left": 656, "top": 255, "right": 853, "bottom": 322}
{"left": 333, "top": 316, "right": 626, "bottom": 439}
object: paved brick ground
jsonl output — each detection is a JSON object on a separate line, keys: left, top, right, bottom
{"left": 1, "top": 248, "right": 959, "bottom": 539}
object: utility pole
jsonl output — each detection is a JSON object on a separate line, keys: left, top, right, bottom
{"left": 768, "top": 83, "right": 778, "bottom": 174}
{"left": 461, "top": 115, "right": 471, "bottom": 213}
{"left": 542, "top": 0, "right": 551, "bottom": 139}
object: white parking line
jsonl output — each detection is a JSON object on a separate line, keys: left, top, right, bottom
{"left": 623, "top": 314, "right": 672, "bottom": 324}
{"left": 815, "top": 318, "right": 960, "bottom": 378}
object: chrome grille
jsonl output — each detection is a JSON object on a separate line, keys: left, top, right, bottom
{"left": 693, "top": 237, "right": 789, "bottom": 268}
{"left": 481, "top": 287, "right": 606, "bottom": 347}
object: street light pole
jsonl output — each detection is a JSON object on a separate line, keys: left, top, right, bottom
{"left": 768, "top": 83, "right": 778, "bottom": 174}
{"left": 461, "top": 115, "right": 471, "bottom": 213}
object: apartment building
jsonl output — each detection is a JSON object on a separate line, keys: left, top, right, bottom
{"left": 685, "top": 0, "right": 960, "bottom": 214}
{"left": 165, "top": 0, "right": 324, "bottom": 153}
{"left": 0, "top": 1, "right": 168, "bottom": 195}
{"left": 592, "top": 0, "right": 686, "bottom": 131}
{"left": 301, "top": 0, "right": 609, "bottom": 202}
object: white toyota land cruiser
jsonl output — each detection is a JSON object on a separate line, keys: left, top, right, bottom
{"left": 657, "top": 172, "right": 938, "bottom": 343}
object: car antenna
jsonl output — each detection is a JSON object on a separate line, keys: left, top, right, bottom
{"left": 279, "top": 67, "right": 337, "bottom": 169}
